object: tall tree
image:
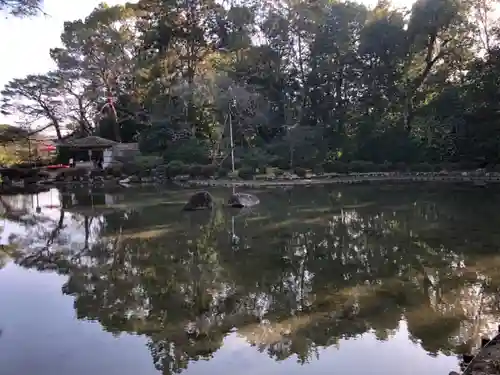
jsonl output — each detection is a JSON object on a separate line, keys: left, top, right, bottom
{"left": 50, "top": 3, "right": 139, "bottom": 141}
{"left": 0, "top": 0, "right": 43, "bottom": 17}
{"left": 0, "top": 72, "right": 64, "bottom": 139}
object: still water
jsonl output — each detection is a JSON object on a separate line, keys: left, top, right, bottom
{"left": 1, "top": 184, "right": 499, "bottom": 375}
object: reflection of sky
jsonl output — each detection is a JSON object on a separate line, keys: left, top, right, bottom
{"left": 0, "top": 188, "right": 464, "bottom": 375}
{"left": 0, "top": 263, "right": 156, "bottom": 375}
{"left": 0, "top": 189, "right": 100, "bottom": 248}
{"left": 193, "top": 324, "right": 459, "bottom": 375}
{"left": 0, "top": 261, "right": 461, "bottom": 375}
{"left": 0, "top": 189, "right": 62, "bottom": 244}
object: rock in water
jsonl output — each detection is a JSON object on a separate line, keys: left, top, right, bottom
{"left": 183, "top": 191, "right": 214, "bottom": 211}
{"left": 227, "top": 193, "right": 259, "bottom": 208}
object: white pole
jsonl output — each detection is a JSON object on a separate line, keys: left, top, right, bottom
{"left": 229, "top": 103, "right": 235, "bottom": 173}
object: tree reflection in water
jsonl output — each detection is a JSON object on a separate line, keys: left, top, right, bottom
{"left": 6, "top": 185, "right": 500, "bottom": 374}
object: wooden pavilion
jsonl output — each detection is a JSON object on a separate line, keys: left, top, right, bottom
{"left": 56, "top": 136, "right": 118, "bottom": 167}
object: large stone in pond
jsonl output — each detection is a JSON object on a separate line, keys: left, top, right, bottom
{"left": 183, "top": 191, "right": 214, "bottom": 211}
{"left": 227, "top": 193, "right": 260, "bottom": 208}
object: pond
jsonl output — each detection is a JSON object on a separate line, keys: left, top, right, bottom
{"left": 0, "top": 184, "right": 499, "bottom": 375}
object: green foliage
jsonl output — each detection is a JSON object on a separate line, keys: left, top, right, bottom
{"left": 188, "top": 164, "right": 203, "bottom": 178}
{"left": 132, "top": 155, "right": 163, "bottom": 169}
{"left": 348, "top": 161, "right": 376, "bottom": 173}
{"left": 104, "top": 163, "right": 124, "bottom": 178}
{"left": 217, "top": 168, "right": 229, "bottom": 178}
{"left": 312, "top": 165, "right": 324, "bottom": 175}
{"left": 323, "top": 161, "right": 348, "bottom": 174}
{"left": 294, "top": 167, "right": 307, "bottom": 177}
{"left": 0, "top": 148, "right": 22, "bottom": 167}
{"left": 158, "top": 138, "right": 211, "bottom": 165}
{"left": 200, "top": 164, "right": 217, "bottom": 178}
{"left": 3, "top": 0, "right": 500, "bottom": 168}
{"left": 240, "top": 149, "right": 273, "bottom": 170}
{"left": 55, "top": 167, "right": 88, "bottom": 181}
{"left": 411, "top": 163, "right": 434, "bottom": 172}
{"left": 238, "top": 167, "right": 255, "bottom": 180}
{"left": 164, "top": 160, "right": 188, "bottom": 178}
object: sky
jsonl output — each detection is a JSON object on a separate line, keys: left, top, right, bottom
{"left": 0, "top": 0, "right": 414, "bottom": 126}
{"left": 0, "top": 0, "right": 133, "bottom": 125}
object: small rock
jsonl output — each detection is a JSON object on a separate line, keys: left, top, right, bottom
{"left": 227, "top": 193, "right": 260, "bottom": 208}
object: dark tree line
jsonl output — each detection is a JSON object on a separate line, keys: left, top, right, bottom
{"left": 3, "top": 0, "right": 500, "bottom": 167}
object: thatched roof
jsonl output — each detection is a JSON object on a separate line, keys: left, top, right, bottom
{"left": 57, "top": 136, "right": 118, "bottom": 149}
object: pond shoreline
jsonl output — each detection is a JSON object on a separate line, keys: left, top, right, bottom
{"left": 176, "top": 173, "right": 500, "bottom": 188}
{"left": 1, "top": 172, "right": 499, "bottom": 194}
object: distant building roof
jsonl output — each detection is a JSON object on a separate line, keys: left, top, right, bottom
{"left": 56, "top": 136, "right": 118, "bottom": 149}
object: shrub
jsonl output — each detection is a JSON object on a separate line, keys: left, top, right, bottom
{"left": 112, "top": 155, "right": 162, "bottom": 177}
{"left": 188, "top": 164, "right": 203, "bottom": 178}
{"left": 0, "top": 150, "right": 22, "bottom": 167}
{"left": 374, "top": 161, "right": 394, "bottom": 172}
{"left": 56, "top": 167, "right": 88, "bottom": 181}
{"left": 294, "top": 156, "right": 318, "bottom": 169}
{"left": 37, "top": 171, "right": 51, "bottom": 180}
{"left": 294, "top": 167, "right": 307, "bottom": 177}
{"left": 322, "top": 161, "right": 348, "bottom": 174}
{"left": 412, "top": 162, "right": 433, "bottom": 172}
{"left": 104, "top": 163, "right": 124, "bottom": 178}
{"left": 120, "top": 161, "right": 141, "bottom": 175}
{"left": 241, "top": 149, "right": 271, "bottom": 170}
{"left": 24, "top": 176, "right": 39, "bottom": 185}
{"left": 163, "top": 138, "right": 211, "bottom": 164}
{"left": 459, "top": 161, "right": 480, "bottom": 170}
{"left": 348, "top": 160, "right": 375, "bottom": 173}
{"left": 90, "top": 168, "right": 105, "bottom": 178}
{"left": 439, "top": 162, "right": 461, "bottom": 171}
{"left": 13, "top": 158, "right": 54, "bottom": 169}
{"left": 133, "top": 155, "right": 163, "bottom": 169}
{"left": 394, "top": 162, "right": 408, "bottom": 172}
{"left": 200, "top": 164, "right": 217, "bottom": 178}
{"left": 18, "top": 168, "right": 39, "bottom": 179}
{"left": 228, "top": 170, "right": 239, "bottom": 179}
{"left": 312, "top": 165, "right": 324, "bottom": 175}
{"left": 221, "top": 157, "right": 242, "bottom": 171}
{"left": 0, "top": 167, "right": 39, "bottom": 180}
{"left": 217, "top": 168, "right": 229, "bottom": 178}
{"left": 165, "top": 160, "right": 187, "bottom": 178}
{"left": 238, "top": 167, "right": 255, "bottom": 180}
{"left": 272, "top": 158, "right": 291, "bottom": 170}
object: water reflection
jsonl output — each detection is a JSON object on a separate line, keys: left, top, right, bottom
{"left": 3, "top": 185, "right": 500, "bottom": 374}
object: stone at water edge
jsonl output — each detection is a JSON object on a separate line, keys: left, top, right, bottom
{"left": 183, "top": 191, "right": 214, "bottom": 211}
{"left": 227, "top": 193, "right": 260, "bottom": 208}
{"left": 448, "top": 372, "right": 460, "bottom": 375}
